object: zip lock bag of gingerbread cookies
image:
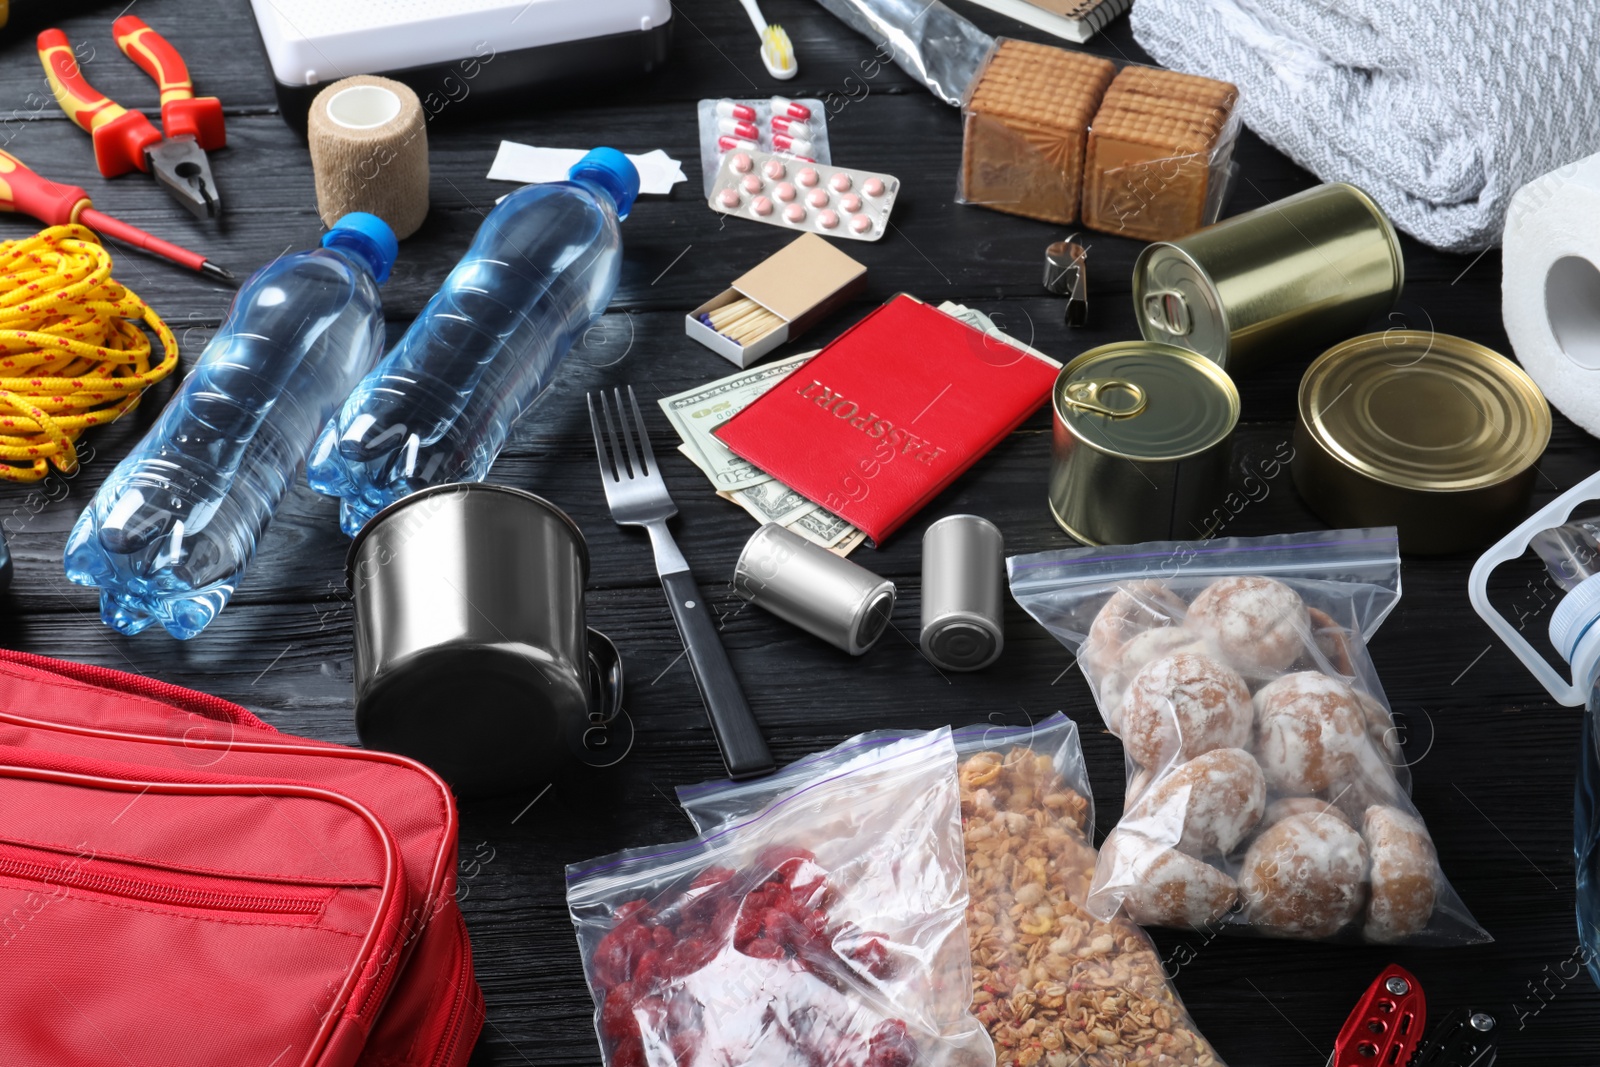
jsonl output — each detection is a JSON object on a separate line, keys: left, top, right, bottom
{"left": 682, "top": 715, "right": 1229, "bottom": 1067}
{"left": 1008, "top": 529, "right": 1489, "bottom": 946}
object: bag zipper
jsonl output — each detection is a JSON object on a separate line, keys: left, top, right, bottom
{"left": 0, "top": 648, "right": 273, "bottom": 730}
{"left": 429, "top": 909, "right": 485, "bottom": 1067}
{"left": 0, "top": 845, "right": 326, "bottom": 916}
{"left": 1010, "top": 552, "right": 1403, "bottom": 589}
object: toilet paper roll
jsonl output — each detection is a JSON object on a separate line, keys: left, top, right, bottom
{"left": 308, "top": 76, "right": 429, "bottom": 240}
{"left": 1504, "top": 151, "right": 1600, "bottom": 438}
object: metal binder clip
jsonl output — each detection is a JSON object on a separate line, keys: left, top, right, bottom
{"left": 1043, "top": 237, "right": 1088, "bottom": 327}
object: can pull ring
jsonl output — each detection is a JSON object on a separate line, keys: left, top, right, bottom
{"left": 1062, "top": 378, "right": 1147, "bottom": 418}
{"left": 1143, "top": 289, "right": 1192, "bottom": 336}
{"left": 1469, "top": 467, "right": 1600, "bottom": 707}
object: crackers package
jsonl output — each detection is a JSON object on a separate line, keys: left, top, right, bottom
{"left": 1082, "top": 66, "right": 1242, "bottom": 241}
{"left": 959, "top": 39, "right": 1115, "bottom": 225}
{"left": 958, "top": 40, "right": 1241, "bottom": 238}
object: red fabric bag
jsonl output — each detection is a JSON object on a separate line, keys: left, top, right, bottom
{"left": 0, "top": 649, "right": 483, "bottom": 1067}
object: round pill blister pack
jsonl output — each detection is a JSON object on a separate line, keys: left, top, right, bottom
{"left": 707, "top": 149, "right": 899, "bottom": 242}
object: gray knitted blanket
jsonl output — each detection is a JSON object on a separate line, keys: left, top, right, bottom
{"left": 1130, "top": 0, "right": 1600, "bottom": 251}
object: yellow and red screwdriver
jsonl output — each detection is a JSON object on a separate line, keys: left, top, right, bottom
{"left": 0, "top": 148, "right": 232, "bottom": 281}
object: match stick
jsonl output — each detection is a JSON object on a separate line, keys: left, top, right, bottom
{"left": 707, "top": 298, "right": 760, "bottom": 327}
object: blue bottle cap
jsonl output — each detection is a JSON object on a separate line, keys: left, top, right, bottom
{"left": 569, "top": 147, "right": 640, "bottom": 220}
{"left": 323, "top": 212, "right": 399, "bottom": 283}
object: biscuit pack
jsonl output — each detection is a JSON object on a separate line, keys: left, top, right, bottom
{"left": 960, "top": 38, "right": 1242, "bottom": 239}
{"left": 1009, "top": 527, "right": 1490, "bottom": 945}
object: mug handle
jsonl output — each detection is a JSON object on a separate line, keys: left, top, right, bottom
{"left": 574, "top": 628, "right": 633, "bottom": 768}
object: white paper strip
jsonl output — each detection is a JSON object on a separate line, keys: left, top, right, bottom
{"left": 486, "top": 142, "right": 687, "bottom": 194}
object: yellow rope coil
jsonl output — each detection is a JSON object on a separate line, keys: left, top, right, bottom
{"left": 0, "top": 224, "right": 178, "bottom": 483}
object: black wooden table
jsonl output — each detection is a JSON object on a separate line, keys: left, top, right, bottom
{"left": 2, "top": 1, "right": 1596, "bottom": 1063}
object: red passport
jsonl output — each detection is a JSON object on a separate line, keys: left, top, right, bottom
{"left": 714, "top": 294, "right": 1061, "bottom": 545}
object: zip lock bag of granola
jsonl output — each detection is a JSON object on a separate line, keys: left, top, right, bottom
{"left": 682, "top": 715, "right": 1229, "bottom": 1067}
{"left": 1008, "top": 529, "right": 1488, "bottom": 946}
{"left": 567, "top": 729, "right": 992, "bottom": 1067}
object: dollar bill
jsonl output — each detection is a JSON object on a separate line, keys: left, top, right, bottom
{"left": 826, "top": 529, "right": 868, "bottom": 557}
{"left": 937, "top": 301, "right": 1061, "bottom": 368}
{"left": 719, "top": 481, "right": 817, "bottom": 527}
{"left": 657, "top": 351, "right": 817, "bottom": 491}
{"left": 787, "top": 505, "right": 855, "bottom": 549}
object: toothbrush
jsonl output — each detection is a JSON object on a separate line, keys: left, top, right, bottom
{"left": 738, "top": 0, "right": 796, "bottom": 80}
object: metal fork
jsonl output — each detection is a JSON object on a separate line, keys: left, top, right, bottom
{"left": 587, "top": 386, "right": 773, "bottom": 779}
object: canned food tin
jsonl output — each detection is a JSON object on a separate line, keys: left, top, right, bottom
{"left": 1294, "top": 330, "right": 1551, "bottom": 555}
{"left": 1134, "top": 182, "right": 1404, "bottom": 374}
{"left": 1050, "top": 342, "right": 1239, "bottom": 546}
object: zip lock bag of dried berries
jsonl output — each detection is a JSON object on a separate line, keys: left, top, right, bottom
{"left": 682, "top": 715, "right": 1229, "bottom": 1067}
{"left": 1008, "top": 529, "right": 1489, "bottom": 946}
{"left": 566, "top": 728, "right": 992, "bottom": 1067}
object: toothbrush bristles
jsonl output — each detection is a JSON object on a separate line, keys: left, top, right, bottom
{"left": 762, "top": 24, "right": 795, "bottom": 72}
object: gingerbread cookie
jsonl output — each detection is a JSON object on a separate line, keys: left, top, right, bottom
{"left": 1253, "top": 671, "right": 1370, "bottom": 794}
{"left": 1095, "top": 829, "right": 1238, "bottom": 928}
{"left": 1239, "top": 812, "right": 1368, "bottom": 938}
{"left": 1124, "top": 747, "right": 1265, "bottom": 856}
{"left": 1187, "top": 575, "right": 1307, "bottom": 675}
{"left": 1362, "top": 805, "right": 1438, "bottom": 943}
{"left": 1120, "top": 652, "right": 1252, "bottom": 769}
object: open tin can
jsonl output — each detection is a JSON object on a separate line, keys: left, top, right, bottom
{"left": 1294, "top": 331, "right": 1551, "bottom": 554}
{"left": 347, "top": 483, "right": 627, "bottom": 795}
{"left": 1050, "top": 342, "right": 1239, "bottom": 545}
{"left": 1134, "top": 182, "right": 1404, "bottom": 373}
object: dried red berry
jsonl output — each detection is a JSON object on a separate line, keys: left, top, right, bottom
{"left": 593, "top": 933, "right": 636, "bottom": 988}
{"left": 690, "top": 866, "right": 736, "bottom": 892}
{"left": 669, "top": 1030, "right": 700, "bottom": 1067}
{"left": 743, "top": 936, "right": 786, "bottom": 960}
{"left": 867, "top": 1019, "right": 916, "bottom": 1067}
{"left": 846, "top": 934, "right": 894, "bottom": 980}
{"left": 633, "top": 948, "right": 664, "bottom": 987}
{"left": 600, "top": 982, "right": 639, "bottom": 1041}
{"left": 614, "top": 900, "right": 654, "bottom": 925}
{"left": 610, "top": 1034, "right": 646, "bottom": 1067}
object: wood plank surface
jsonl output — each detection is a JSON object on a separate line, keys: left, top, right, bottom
{"left": 0, "top": 0, "right": 1595, "bottom": 1064}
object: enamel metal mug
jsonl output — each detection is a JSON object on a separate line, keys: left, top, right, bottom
{"left": 347, "top": 483, "right": 626, "bottom": 795}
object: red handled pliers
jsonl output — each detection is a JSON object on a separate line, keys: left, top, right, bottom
{"left": 37, "top": 16, "right": 225, "bottom": 220}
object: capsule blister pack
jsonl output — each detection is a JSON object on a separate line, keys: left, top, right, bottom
{"left": 707, "top": 150, "right": 900, "bottom": 242}
{"left": 696, "top": 97, "right": 830, "bottom": 197}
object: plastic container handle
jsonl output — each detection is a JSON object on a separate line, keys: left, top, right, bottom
{"left": 1468, "top": 468, "right": 1600, "bottom": 707}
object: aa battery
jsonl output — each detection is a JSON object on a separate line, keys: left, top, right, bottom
{"left": 920, "top": 515, "right": 1004, "bottom": 671}
{"left": 733, "top": 524, "right": 896, "bottom": 656}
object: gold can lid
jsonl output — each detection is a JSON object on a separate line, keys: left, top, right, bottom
{"left": 1132, "top": 244, "right": 1230, "bottom": 364}
{"left": 1055, "top": 342, "right": 1239, "bottom": 460}
{"left": 1299, "top": 331, "right": 1551, "bottom": 492}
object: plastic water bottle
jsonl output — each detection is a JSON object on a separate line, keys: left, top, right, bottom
{"left": 64, "top": 214, "right": 398, "bottom": 639}
{"left": 1471, "top": 474, "right": 1600, "bottom": 989}
{"left": 307, "top": 148, "right": 640, "bottom": 536}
